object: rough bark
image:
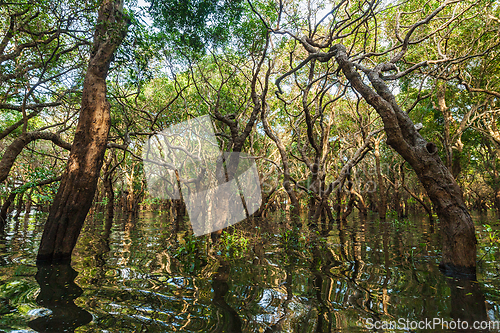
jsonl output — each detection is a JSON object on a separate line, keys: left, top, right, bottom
{"left": 37, "top": 0, "right": 128, "bottom": 263}
{"left": 334, "top": 44, "right": 476, "bottom": 277}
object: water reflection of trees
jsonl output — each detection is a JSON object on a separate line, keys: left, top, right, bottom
{"left": 28, "top": 264, "right": 92, "bottom": 333}
{"left": 17, "top": 212, "right": 493, "bottom": 332}
{"left": 211, "top": 258, "right": 242, "bottom": 333}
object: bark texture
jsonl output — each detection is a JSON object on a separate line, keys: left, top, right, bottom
{"left": 37, "top": 0, "right": 128, "bottom": 263}
{"left": 334, "top": 44, "right": 476, "bottom": 276}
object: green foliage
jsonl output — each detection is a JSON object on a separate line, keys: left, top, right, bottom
{"left": 13, "top": 167, "right": 57, "bottom": 195}
{"left": 148, "top": 0, "right": 245, "bottom": 56}
{"left": 172, "top": 234, "right": 208, "bottom": 274}
{"left": 218, "top": 230, "right": 250, "bottom": 258}
{"left": 278, "top": 228, "right": 308, "bottom": 252}
{"left": 483, "top": 224, "right": 499, "bottom": 244}
{"left": 392, "top": 217, "right": 412, "bottom": 229}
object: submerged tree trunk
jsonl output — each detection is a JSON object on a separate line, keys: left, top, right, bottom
{"left": 495, "top": 187, "right": 500, "bottom": 217}
{"left": 0, "top": 192, "right": 16, "bottom": 227}
{"left": 342, "top": 173, "right": 355, "bottom": 221}
{"left": 374, "top": 139, "right": 387, "bottom": 220}
{"left": 37, "top": 0, "right": 128, "bottom": 263}
{"left": 14, "top": 192, "right": 24, "bottom": 219}
{"left": 393, "top": 171, "right": 403, "bottom": 218}
{"left": 102, "top": 151, "right": 116, "bottom": 224}
{"left": 125, "top": 167, "right": 135, "bottom": 214}
{"left": 261, "top": 104, "right": 300, "bottom": 218}
{"left": 335, "top": 45, "right": 476, "bottom": 277}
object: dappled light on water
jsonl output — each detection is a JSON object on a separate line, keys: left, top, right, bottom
{"left": 0, "top": 210, "right": 499, "bottom": 332}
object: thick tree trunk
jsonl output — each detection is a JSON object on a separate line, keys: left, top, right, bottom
{"left": 335, "top": 45, "right": 476, "bottom": 277}
{"left": 37, "top": 0, "right": 128, "bottom": 263}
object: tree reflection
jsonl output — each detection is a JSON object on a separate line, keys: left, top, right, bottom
{"left": 28, "top": 264, "right": 92, "bottom": 333}
{"left": 448, "top": 278, "right": 489, "bottom": 332}
{"left": 211, "top": 258, "right": 242, "bottom": 333}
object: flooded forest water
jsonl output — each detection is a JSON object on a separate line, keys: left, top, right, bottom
{"left": 0, "top": 209, "right": 499, "bottom": 332}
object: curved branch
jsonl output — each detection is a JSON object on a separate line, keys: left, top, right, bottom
{"left": 0, "top": 131, "right": 71, "bottom": 183}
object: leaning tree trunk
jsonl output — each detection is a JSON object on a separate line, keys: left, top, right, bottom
{"left": 335, "top": 45, "right": 477, "bottom": 277}
{"left": 37, "top": 0, "right": 128, "bottom": 263}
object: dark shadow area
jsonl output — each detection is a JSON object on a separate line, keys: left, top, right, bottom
{"left": 448, "top": 278, "right": 489, "bottom": 332}
{"left": 28, "top": 264, "right": 92, "bottom": 333}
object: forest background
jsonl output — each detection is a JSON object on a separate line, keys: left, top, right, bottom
{"left": 1, "top": 0, "right": 500, "bottom": 277}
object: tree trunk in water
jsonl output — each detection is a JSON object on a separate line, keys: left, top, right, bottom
{"left": 24, "top": 190, "right": 32, "bottom": 225}
{"left": 14, "top": 192, "right": 24, "bottom": 219}
{"left": 103, "top": 151, "right": 115, "bottom": 225}
{"left": 211, "top": 259, "right": 242, "bottom": 332}
{"left": 0, "top": 192, "right": 16, "bottom": 227}
{"left": 374, "top": 139, "right": 386, "bottom": 220}
{"left": 37, "top": 0, "right": 128, "bottom": 263}
{"left": 495, "top": 187, "right": 500, "bottom": 217}
{"left": 342, "top": 171, "right": 355, "bottom": 220}
{"left": 394, "top": 176, "right": 402, "bottom": 218}
{"left": 335, "top": 45, "right": 476, "bottom": 277}
{"left": 261, "top": 104, "right": 300, "bottom": 218}
{"left": 126, "top": 168, "right": 135, "bottom": 214}
{"left": 353, "top": 190, "right": 368, "bottom": 217}
{"left": 335, "top": 188, "right": 342, "bottom": 221}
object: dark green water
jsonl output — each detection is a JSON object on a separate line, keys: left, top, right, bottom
{"left": 0, "top": 210, "right": 499, "bottom": 332}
